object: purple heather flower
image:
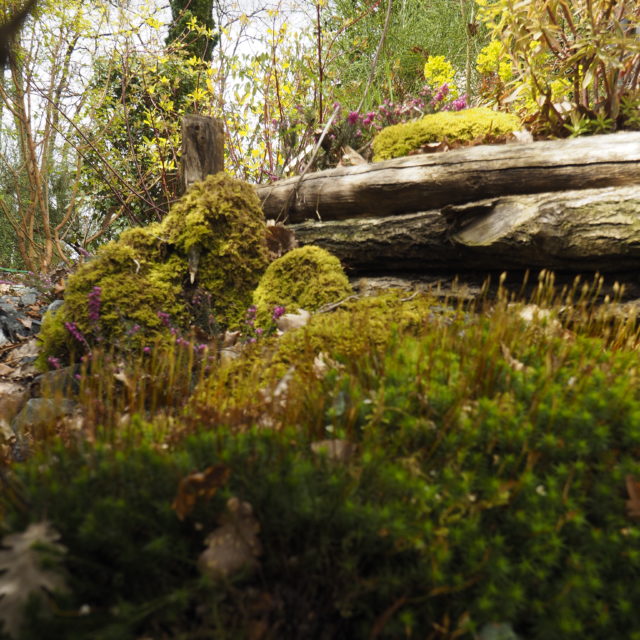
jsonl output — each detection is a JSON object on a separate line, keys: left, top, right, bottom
{"left": 362, "top": 111, "right": 376, "bottom": 127}
{"left": 451, "top": 94, "right": 468, "bottom": 111}
{"left": 347, "top": 110, "right": 359, "bottom": 125}
{"left": 432, "top": 83, "right": 450, "bottom": 104}
{"left": 143, "top": 346, "right": 151, "bottom": 354}
{"left": 255, "top": 327, "right": 264, "bottom": 336}
{"left": 64, "top": 321, "right": 85, "bottom": 344}
{"left": 128, "top": 324, "right": 141, "bottom": 335}
{"left": 88, "top": 286, "right": 101, "bottom": 324}
{"left": 157, "top": 311, "right": 171, "bottom": 326}
{"left": 47, "top": 356, "right": 61, "bottom": 370}
{"left": 272, "top": 305, "right": 286, "bottom": 321}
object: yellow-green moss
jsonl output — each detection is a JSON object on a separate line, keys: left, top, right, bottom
{"left": 252, "top": 246, "right": 353, "bottom": 326}
{"left": 38, "top": 174, "right": 269, "bottom": 368}
{"left": 372, "top": 107, "right": 522, "bottom": 161}
{"left": 273, "top": 291, "right": 435, "bottom": 370}
{"left": 189, "top": 291, "right": 442, "bottom": 419}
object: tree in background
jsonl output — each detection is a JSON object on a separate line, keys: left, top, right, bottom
{"left": 0, "top": 0, "right": 99, "bottom": 271}
{"left": 166, "top": 0, "right": 217, "bottom": 62}
{"left": 81, "top": 2, "right": 218, "bottom": 234}
{"left": 0, "top": 0, "right": 479, "bottom": 270}
{"left": 81, "top": 46, "right": 215, "bottom": 232}
{"left": 0, "top": 0, "right": 208, "bottom": 271}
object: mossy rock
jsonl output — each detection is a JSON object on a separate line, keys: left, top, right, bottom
{"left": 372, "top": 107, "right": 522, "bottom": 161}
{"left": 37, "top": 174, "right": 269, "bottom": 368}
{"left": 252, "top": 245, "right": 353, "bottom": 325}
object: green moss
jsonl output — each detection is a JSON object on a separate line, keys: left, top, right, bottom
{"left": 275, "top": 290, "right": 431, "bottom": 365}
{"left": 38, "top": 174, "right": 269, "bottom": 368}
{"left": 190, "top": 291, "right": 442, "bottom": 414}
{"left": 372, "top": 107, "right": 522, "bottom": 161}
{"left": 252, "top": 245, "right": 353, "bottom": 325}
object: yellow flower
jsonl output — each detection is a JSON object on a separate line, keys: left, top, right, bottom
{"left": 424, "top": 55, "right": 456, "bottom": 87}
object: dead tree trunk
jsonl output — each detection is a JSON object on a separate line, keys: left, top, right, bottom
{"left": 181, "top": 114, "right": 224, "bottom": 193}
{"left": 256, "top": 131, "right": 640, "bottom": 223}
{"left": 290, "top": 185, "right": 640, "bottom": 273}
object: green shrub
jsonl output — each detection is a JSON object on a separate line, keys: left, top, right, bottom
{"left": 476, "top": 0, "right": 640, "bottom": 135}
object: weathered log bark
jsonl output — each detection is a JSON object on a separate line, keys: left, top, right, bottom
{"left": 257, "top": 131, "right": 640, "bottom": 223}
{"left": 181, "top": 114, "right": 224, "bottom": 193}
{"left": 291, "top": 185, "right": 640, "bottom": 272}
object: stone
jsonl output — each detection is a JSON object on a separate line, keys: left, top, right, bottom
{"left": 46, "top": 299, "right": 64, "bottom": 315}
{"left": 18, "top": 289, "right": 38, "bottom": 306}
{"left": 0, "top": 381, "right": 28, "bottom": 431}
{"left": 33, "top": 366, "right": 80, "bottom": 397}
{"left": 11, "top": 398, "right": 76, "bottom": 436}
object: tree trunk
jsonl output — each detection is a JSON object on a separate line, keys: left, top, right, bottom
{"left": 256, "top": 131, "right": 640, "bottom": 223}
{"left": 290, "top": 185, "right": 640, "bottom": 273}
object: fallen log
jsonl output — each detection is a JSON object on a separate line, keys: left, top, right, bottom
{"left": 290, "top": 185, "right": 640, "bottom": 272}
{"left": 256, "top": 131, "right": 640, "bottom": 223}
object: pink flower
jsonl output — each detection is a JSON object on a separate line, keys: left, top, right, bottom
{"left": 362, "top": 111, "right": 376, "bottom": 127}
{"left": 347, "top": 110, "right": 359, "bottom": 125}
{"left": 451, "top": 95, "right": 468, "bottom": 111}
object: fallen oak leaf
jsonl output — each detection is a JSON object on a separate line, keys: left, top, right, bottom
{"left": 0, "top": 521, "right": 68, "bottom": 639}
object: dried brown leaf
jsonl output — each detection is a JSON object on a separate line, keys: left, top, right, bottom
{"left": 172, "top": 465, "right": 230, "bottom": 520}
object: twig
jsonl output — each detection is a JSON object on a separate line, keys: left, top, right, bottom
{"left": 317, "top": 294, "right": 359, "bottom": 314}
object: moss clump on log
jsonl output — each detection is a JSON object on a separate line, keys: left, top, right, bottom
{"left": 372, "top": 107, "right": 522, "bottom": 161}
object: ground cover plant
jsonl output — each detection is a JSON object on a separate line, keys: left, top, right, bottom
{"left": 4, "top": 271, "right": 640, "bottom": 639}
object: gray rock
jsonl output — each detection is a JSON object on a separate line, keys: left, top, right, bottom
{"left": 19, "top": 290, "right": 38, "bottom": 306}
{"left": 11, "top": 397, "right": 76, "bottom": 436}
{"left": 33, "top": 366, "right": 81, "bottom": 397}
{"left": 46, "top": 299, "right": 64, "bottom": 315}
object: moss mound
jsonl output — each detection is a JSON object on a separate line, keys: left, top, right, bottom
{"left": 372, "top": 106, "right": 522, "bottom": 161}
{"left": 252, "top": 245, "right": 353, "bottom": 325}
{"left": 38, "top": 174, "right": 269, "bottom": 367}
{"left": 188, "top": 291, "right": 443, "bottom": 420}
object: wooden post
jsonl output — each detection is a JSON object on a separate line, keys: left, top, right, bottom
{"left": 181, "top": 114, "right": 224, "bottom": 193}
